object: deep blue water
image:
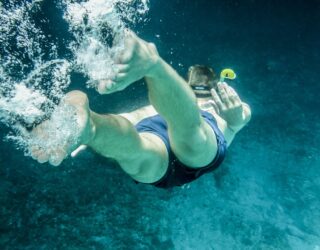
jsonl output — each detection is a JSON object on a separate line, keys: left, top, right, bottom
{"left": 1, "top": 0, "right": 320, "bottom": 249}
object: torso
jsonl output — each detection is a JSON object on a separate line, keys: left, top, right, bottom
{"left": 120, "top": 105, "right": 158, "bottom": 125}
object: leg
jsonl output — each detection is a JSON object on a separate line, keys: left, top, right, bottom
{"left": 87, "top": 111, "right": 169, "bottom": 183}
{"left": 97, "top": 32, "right": 218, "bottom": 168}
{"left": 145, "top": 59, "right": 218, "bottom": 168}
{"left": 30, "top": 91, "right": 168, "bottom": 183}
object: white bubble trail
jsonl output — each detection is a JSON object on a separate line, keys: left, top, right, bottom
{"left": 0, "top": 1, "right": 72, "bottom": 154}
{"left": 63, "top": 0, "right": 149, "bottom": 89}
{"left": 0, "top": 0, "right": 149, "bottom": 159}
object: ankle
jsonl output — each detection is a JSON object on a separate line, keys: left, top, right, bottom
{"left": 80, "top": 112, "right": 96, "bottom": 145}
{"left": 145, "top": 56, "right": 163, "bottom": 79}
{"left": 85, "top": 113, "right": 96, "bottom": 144}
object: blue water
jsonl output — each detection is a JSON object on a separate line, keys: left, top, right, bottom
{"left": 1, "top": 0, "right": 320, "bottom": 249}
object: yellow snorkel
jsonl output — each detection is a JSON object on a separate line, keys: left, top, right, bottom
{"left": 219, "top": 68, "right": 237, "bottom": 83}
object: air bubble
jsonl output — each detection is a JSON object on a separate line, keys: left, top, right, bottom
{"left": 0, "top": 0, "right": 149, "bottom": 158}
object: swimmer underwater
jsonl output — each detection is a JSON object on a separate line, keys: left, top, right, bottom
{"left": 30, "top": 31, "right": 251, "bottom": 189}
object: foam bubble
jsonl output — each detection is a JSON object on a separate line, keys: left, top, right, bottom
{"left": 7, "top": 102, "right": 81, "bottom": 156}
{"left": 0, "top": 1, "right": 72, "bottom": 153}
{"left": 0, "top": 84, "right": 47, "bottom": 125}
{"left": 63, "top": 0, "right": 149, "bottom": 88}
{"left": 0, "top": 0, "right": 149, "bottom": 158}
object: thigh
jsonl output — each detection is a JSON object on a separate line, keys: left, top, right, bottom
{"left": 168, "top": 118, "right": 218, "bottom": 168}
{"left": 118, "top": 132, "right": 169, "bottom": 184}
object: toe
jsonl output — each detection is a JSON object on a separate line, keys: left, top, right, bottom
{"left": 49, "top": 149, "right": 67, "bottom": 166}
{"left": 97, "top": 80, "right": 115, "bottom": 94}
{"left": 30, "top": 146, "right": 42, "bottom": 159}
{"left": 37, "top": 152, "right": 49, "bottom": 164}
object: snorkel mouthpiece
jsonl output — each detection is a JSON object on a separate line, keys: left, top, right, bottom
{"left": 220, "top": 68, "right": 237, "bottom": 83}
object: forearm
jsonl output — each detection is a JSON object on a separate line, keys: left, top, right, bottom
{"left": 145, "top": 58, "right": 201, "bottom": 129}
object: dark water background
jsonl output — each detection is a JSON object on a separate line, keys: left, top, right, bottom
{"left": 1, "top": 0, "right": 320, "bottom": 249}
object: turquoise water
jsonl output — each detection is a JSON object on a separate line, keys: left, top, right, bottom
{"left": 0, "top": 0, "right": 320, "bottom": 249}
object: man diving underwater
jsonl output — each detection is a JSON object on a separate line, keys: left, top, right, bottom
{"left": 29, "top": 31, "right": 251, "bottom": 188}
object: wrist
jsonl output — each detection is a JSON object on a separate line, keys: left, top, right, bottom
{"left": 226, "top": 108, "right": 250, "bottom": 133}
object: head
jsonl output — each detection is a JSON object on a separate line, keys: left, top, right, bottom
{"left": 187, "top": 65, "right": 219, "bottom": 98}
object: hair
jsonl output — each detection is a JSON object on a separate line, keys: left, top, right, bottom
{"left": 187, "top": 65, "right": 219, "bottom": 96}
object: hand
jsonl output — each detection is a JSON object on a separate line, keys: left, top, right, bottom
{"left": 97, "top": 30, "right": 160, "bottom": 94}
{"left": 210, "top": 82, "right": 251, "bottom": 132}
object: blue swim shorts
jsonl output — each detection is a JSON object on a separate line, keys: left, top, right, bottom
{"left": 135, "top": 110, "right": 227, "bottom": 188}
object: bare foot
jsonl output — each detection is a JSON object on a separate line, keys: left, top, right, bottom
{"left": 28, "top": 91, "right": 95, "bottom": 166}
{"left": 97, "top": 30, "right": 159, "bottom": 94}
